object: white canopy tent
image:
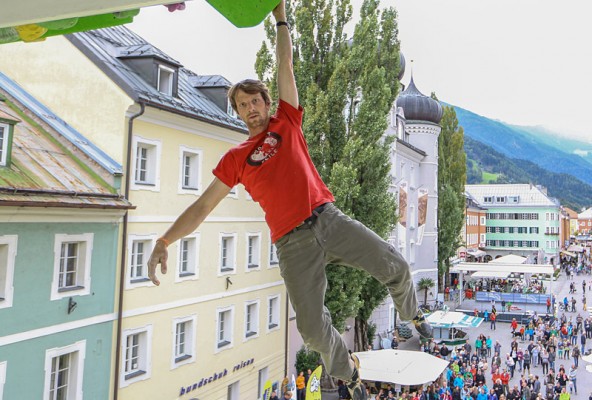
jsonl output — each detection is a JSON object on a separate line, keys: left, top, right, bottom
{"left": 354, "top": 350, "right": 450, "bottom": 385}
{"left": 450, "top": 262, "right": 554, "bottom": 307}
{"left": 426, "top": 310, "right": 484, "bottom": 329}
{"left": 471, "top": 271, "right": 511, "bottom": 279}
{"left": 489, "top": 255, "right": 527, "bottom": 264}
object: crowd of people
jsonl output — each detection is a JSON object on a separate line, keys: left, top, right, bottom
{"left": 354, "top": 278, "right": 592, "bottom": 400}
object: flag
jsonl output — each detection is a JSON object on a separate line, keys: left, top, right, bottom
{"left": 291, "top": 374, "right": 296, "bottom": 392}
{"left": 305, "top": 365, "right": 323, "bottom": 400}
{"left": 261, "top": 380, "right": 273, "bottom": 400}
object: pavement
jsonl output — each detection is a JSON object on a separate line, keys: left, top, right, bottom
{"left": 321, "top": 269, "right": 592, "bottom": 399}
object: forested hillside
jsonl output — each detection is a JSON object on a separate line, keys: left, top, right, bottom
{"left": 465, "top": 136, "right": 591, "bottom": 211}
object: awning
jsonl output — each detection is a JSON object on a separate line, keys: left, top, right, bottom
{"left": 567, "top": 244, "right": 585, "bottom": 253}
{"left": 426, "top": 310, "right": 484, "bottom": 329}
{"left": 490, "top": 255, "right": 527, "bottom": 264}
{"left": 466, "top": 249, "right": 486, "bottom": 258}
{"left": 471, "top": 271, "right": 511, "bottom": 279}
{"left": 354, "top": 350, "right": 450, "bottom": 385}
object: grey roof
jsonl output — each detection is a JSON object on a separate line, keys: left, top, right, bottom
{"left": 0, "top": 81, "right": 132, "bottom": 210}
{"left": 0, "top": 72, "right": 122, "bottom": 176}
{"left": 465, "top": 184, "right": 559, "bottom": 207}
{"left": 189, "top": 74, "right": 232, "bottom": 88}
{"left": 396, "top": 77, "right": 442, "bottom": 124}
{"left": 68, "top": 26, "right": 246, "bottom": 133}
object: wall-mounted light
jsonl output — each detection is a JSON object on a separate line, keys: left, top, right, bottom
{"left": 68, "top": 297, "right": 77, "bottom": 314}
{"left": 226, "top": 276, "right": 233, "bottom": 290}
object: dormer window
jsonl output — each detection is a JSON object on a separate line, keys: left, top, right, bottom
{"left": 0, "top": 123, "right": 9, "bottom": 166}
{"left": 227, "top": 101, "right": 238, "bottom": 119}
{"left": 0, "top": 108, "right": 19, "bottom": 167}
{"left": 157, "top": 65, "right": 175, "bottom": 96}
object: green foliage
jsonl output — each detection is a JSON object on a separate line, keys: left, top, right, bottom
{"left": 417, "top": 277, "right": 435, "bottom": 306}
{"left": 256, "top": 0, "right": 401, "bottom": 351}
{"left": 295, "top": 346, "right": 321, "bottom": 374}
{"left": 481, "top": 171, "right": 499, "bottom": 184}
{"left": 367, "top": 322, "right": 377, "bottom": 346}
{"left": 437, "top": 105, "right": 466, "bottom": 289}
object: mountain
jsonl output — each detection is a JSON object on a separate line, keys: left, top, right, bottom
{"left": 464, "top": 136, "right": 592, "bottom": 210}
{"left": 509, "top": 124, "right": 592, "bottom": 166}
{"left": 450, "top": 105, "right": 592, "bottom": 186}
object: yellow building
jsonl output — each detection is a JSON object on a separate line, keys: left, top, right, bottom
{"left": 0, "top": 26, "right": 287, "bottom": 399}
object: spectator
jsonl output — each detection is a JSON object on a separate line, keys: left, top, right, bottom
{"left": 568, "top": 365, "right": 577, "bottom": 395}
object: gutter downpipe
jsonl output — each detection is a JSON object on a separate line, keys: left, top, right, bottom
{"left": 113, "top": 102, "right": 145, "bottom": 400}
{"left": 284, "top": 293, "right": 289, "bottom": 378}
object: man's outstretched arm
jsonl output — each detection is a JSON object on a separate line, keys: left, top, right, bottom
{"left": 147, "top": 177, "right": 231, "bottom": 285}
{"left": 272, "top": 0, "right": 298, "bottom": 109}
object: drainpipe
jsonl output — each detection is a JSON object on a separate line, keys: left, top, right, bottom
{"left": 113, "top": 102, "right": 145, "bottom": 400}
{"left": 284, "top": 293, "right": 290, "bottom": 378}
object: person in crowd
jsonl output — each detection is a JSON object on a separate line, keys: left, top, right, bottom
{"left": 296, "top": 371, "right": 306, "bottom": 400}
{"left": 568, "top": 364, "right": 577, "bottom": 395}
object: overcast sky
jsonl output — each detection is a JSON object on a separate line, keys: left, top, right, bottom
{"left": 129, "top": 0, "right": 592, "bottom": 142}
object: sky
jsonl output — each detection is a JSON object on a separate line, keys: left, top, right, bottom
{"left": 129, "top": 0, "right": 592, "bottom": 142}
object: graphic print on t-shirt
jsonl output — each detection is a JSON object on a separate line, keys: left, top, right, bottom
{"left": 247, "top": 132, "right": 282, "bottom": 166}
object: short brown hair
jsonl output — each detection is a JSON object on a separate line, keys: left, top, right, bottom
{"left": 228, "top": 79, "right": 271, "bottom": 112}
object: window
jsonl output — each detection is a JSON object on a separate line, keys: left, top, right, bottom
{"left": 128, "top": 236, "right": 153, "bottom": 286}
{"left": 228, "top": 381, "right": 240, "bottom": 400}
{"left": 172, "top": 315, "right": 197, "bottom": 368}
{"left": 483, "top": 196, "right": 493, "bottom": 203}
{"left": 44, "top": 341, "right": 85, "bottom": 400}
{"left": 267, "top": 295, "right": 280, "bottom": 331}
{"left": 269, "top": 240, "right": 279, "bottom": 267}
{"left": 219, "top": 234, "right": 237, "bottom": 274}
{"left": 246, "top": 233, "right": 261, "bottom": 270}
{"left": 258, "top": 367, "right": 269, "bottom": 399}
{"left": 121, "top": 326, "right": 152, "bottom": 387}
{"left": 245, "top": 300, "right": 260, "bottom": 339}
{"left": 480, "top": 234, "right": 486, "bottom": 244}
{"left": 177, "top": 234, "right": 199, "bottom": 281}
{"left": 179, "top": 147, "right": 202, "bottom": 194}
{"left": 0, "top": 361, "right": 6, "bottom": 400}
{"left": 495, "top": 196, "right": 506, "bottom": 203}
{"left": 388, "top": 304, "right": 395, "bottom": 332}
{"left": 480, "top": 216, "right": 486, "bottom": 225}
{"left": 508, "top": 196, "right": 520, "bottom": 204}
{"left": 0, "top": 235, "right": 17, "bottom": 309}
{"left": 51, "top": 234, "right": 92, "bottom": 300}
{"left": 132, "top": 137, "right": 161, "bottom": 191}
{"left": 216, "top": 306, "right": 234, "bottom": 350}
{"left": 227, "top": 100, "right": 238, "bottom": 119}
{"left": 157, "top": 65, "right": 175, "bottom": 95}
{"left": 0, "top": 123, "right": 8, "bottom": 166}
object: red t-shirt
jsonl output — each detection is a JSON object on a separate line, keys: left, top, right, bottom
{"left": 213, "top": 100, "right": 334, "bottom": 242}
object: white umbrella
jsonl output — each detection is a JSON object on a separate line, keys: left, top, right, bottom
{"left": 353, "top": 349, "right": 449, "bottom": 386}
{"left": 586, "top": 364, "right": 592, "bottom": 373}
{"left": 582, "top": 354, "right": 592, "bottom": 364}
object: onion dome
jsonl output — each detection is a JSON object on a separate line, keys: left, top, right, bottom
{"left": 396, "top": 76, "right": 442, "bottom": 124}
{"left": 398, "top": 52, "right": 406, "bottom": 81}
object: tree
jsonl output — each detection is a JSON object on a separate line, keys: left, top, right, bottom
{"left": 417, "top": 277, "right": 435, "bottom": 307}
{"left": 256, "top": 0, "right": 401, "bottom": 351}
{"left": 436, "top": 103, "right": 467, "bottom": 290}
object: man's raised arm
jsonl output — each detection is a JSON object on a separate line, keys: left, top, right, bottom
{"left": 272, "top": 0, "right": 298, "bottom": 109}
{"left": 147, "top": 177, "right": 231, "bottom": 285}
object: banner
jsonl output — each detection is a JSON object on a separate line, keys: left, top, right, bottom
{"left": 261, "top": 380, "right": 273, "bottom": 400}
{"left": 305, "top": 365, "right": 323, "bottom": 400}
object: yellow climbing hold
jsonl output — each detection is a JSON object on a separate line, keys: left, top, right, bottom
{"left": 15, "top": 24, "right": 48, "bottom": 42}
